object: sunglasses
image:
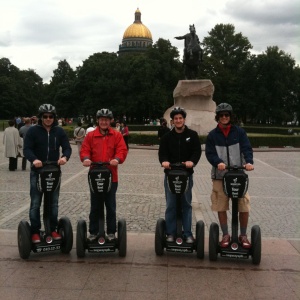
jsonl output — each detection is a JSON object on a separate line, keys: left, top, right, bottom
{"left": 219, "top": 113, "right": 230, "bottom": 118}
{"left": 42, "top": 115, "right": 54, "bottom": 119}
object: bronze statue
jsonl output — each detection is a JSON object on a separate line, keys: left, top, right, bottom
{"left": 175, "top": 24, "right": 203, "bottom": 79}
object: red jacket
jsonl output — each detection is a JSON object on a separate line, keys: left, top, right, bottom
{"left": 80, "top": 127, "right": 128, "bottom": 182}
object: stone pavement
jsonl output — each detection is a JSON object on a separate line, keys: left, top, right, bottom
{"left": 0, "top": 131, "right": 299, "bottom": 299}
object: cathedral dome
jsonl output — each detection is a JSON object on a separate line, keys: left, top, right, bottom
{"left": 123, "top": 23, "right": 152, "bottom": 39}
{"left": 119, "top": 8, "right": 153, "bottom": 56}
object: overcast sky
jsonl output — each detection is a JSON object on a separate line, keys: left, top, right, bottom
{"left": 1, "top": 0, "right": 299, "bottom": 83}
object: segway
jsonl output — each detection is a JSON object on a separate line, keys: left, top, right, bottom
{"left": 18, "top": 161, "right": 73, "bottom": 259}
{"left": 76, "top": 162, "right": 126, "bottom": 258}
{"left": 209, "top": 166, "right": 261, "bottom": 265}
{"left": 155, "top": 163, "right": 205, "bottom": 258}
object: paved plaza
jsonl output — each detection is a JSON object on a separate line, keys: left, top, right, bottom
{"left": 0, "top": 131, "right": 299, "bottom": 299}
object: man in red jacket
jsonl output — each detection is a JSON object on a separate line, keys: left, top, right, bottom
{"left": 80, "top": 108, "right": 128, "bottom": 241}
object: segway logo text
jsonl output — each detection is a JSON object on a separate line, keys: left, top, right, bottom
{"left": 173, "top": 177, "right": 183, "bottom": 193}
{"left": 95, "top": 174, "right": 106, "bottom": 192}
{"left": 45, "top": 173, "right": 56, "bottom": 191}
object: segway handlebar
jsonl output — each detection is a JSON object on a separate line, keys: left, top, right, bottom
{"left": 90, "top": 161, "right": 110, "bottom": 167}
{"left": 42, "top": 161, "right": 59, "bottom": 166}
{"left": 169, "top": 162, "right": 187, "bottom": 169}
{"left": 225, "top": 165, "right": 246, "bottom": 171}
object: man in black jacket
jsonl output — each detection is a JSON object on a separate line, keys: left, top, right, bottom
{"left": 24, "top": 104, "right": 72, "bottom": 244}
{"left": 158, "top": 107, "right": 201, "bottom": 243}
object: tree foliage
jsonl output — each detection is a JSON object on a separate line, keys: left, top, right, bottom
{"left": 0, "top": 29, "right": 299, "bottom": 125}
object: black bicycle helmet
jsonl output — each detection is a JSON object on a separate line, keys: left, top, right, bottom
{"left": 38, "top": 104, "right": 56, "bottom": 117}
{"left": 170, "top": 106, "right": 187, "bottom": 119}
{"left": 96, "top": 108, "right": 113, "bottom": 119}
{"left": 215, "top": 103, "right": 233, "bottom": 115}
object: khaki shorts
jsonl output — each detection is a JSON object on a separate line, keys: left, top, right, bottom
{"left": 211, "top": 179, "right": 250, "bottom": 212}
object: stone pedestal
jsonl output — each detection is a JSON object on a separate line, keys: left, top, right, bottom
{"left": 164, "top": 80, "right": 216, "bottom": 136}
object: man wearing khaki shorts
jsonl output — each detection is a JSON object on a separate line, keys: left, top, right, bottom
{"left": 205, "top": 103, "right": 254, "bottom": 248}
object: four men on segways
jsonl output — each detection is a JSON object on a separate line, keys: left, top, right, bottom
{"left": 17, "top": 103, "right": 260, "bottom": 263}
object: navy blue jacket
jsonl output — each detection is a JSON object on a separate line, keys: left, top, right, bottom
{"left": 205, "top": 125, "right": 253, "bottom": 179}
{"left": 24, "top": 120, "right": 72, "bottom": 165}
{"left": 158, "top": 126, "right": 201, "bottom": 174}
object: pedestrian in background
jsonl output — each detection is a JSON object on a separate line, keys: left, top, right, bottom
{"left": 158, "top": 118, "right": 170, "bottom": 140}
{"left": 121, "top": 122, "right": 129, "bottom": 150}
{"left": 86, "top": 123, "right": 95, "bottom": 135}
{"left": 19, "top": 117, "right": 31, "bottom": 170}
{"left": 73, "top": 121, "right": 86, "bottom": 155}
{"left": 3, "top": 120, "right": 23, "bottom": 171}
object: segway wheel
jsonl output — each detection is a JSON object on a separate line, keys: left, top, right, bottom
{"left": 196, "top": 220, "right": 205, "bottom": 259}
{"left": 155, "top": 218, "right": 166, "bottom": 256}
{"left": 118, "top": 219, "right": 127, "bottom": 257}
{"left": 58, "top": 217, "right": 73, "bottom": 254}
{"left": 251, "top": 225, "right": 261, "bottom": 265}
{"left": 17, "top": 220, "right": 32, "bottom": 259}
{"left": 209, "top": 222, "right": 219, "bottom": 261}
{"left": 76, "top": 220, "right": 87, "bottom": 258}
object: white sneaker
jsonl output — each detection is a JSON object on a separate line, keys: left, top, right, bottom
{"left": 107, "top": 234, "right": 115, "bottom": 241}
{"left": 166, "top": 235, "right": 174, "bottom": 242}
{"left": 186, "top": 236, "right": 194, "bottom": 244}
{"left": 87, "top": 234, "right": 97, "bottom": 242}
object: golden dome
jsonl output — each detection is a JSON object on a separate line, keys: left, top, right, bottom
{"left": 122, "top": 8, "right": 152, "bottom": 40}
{"left": 123, "top": 23, "right": 152, "bottom": 39}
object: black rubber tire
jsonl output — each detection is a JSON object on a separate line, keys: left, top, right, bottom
{"left": 76, "top": 220, "right": 87, "bottom": 258}
{"left": 155, "top": 218, "right": 166, "bottom": 256}
{"left": 196, "top": 220, "right": 205, "bottom": 259}
{"left": 17, "top": 220, "right": 32, "bottom": 259}
{"left": 118, "top": 219, "right": 127, "bottom": 257}
{"left": 251, "top": 225, "right": 261, "bottom": 265}
{"left": 58, "top": 216, "right": 73, "bottom": 254}
{"left": 209, "top": 222, "right": 219, "bottom": 261}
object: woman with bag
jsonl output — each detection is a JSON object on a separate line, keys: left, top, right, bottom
{"left": 74, "top": 121, "right": 86, "bottom": 155}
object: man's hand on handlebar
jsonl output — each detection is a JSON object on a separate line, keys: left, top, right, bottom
{"left": 162, "top": 161, "right": 170, "bottom": 169}
{"left": 183, "top": 161, "right": 194, "bottom": 168}
{"left": 110, "top": 159, "right": 119, "bottom": 166}
{"left": 58, "top": 157, "right": 67, "bottom": 165}
{"left": 244, "top": 163, "right": 254, "bottom": 171}
{"left": 217, "top": 162, "right": 226, "bottom": 170}
{"left": 33, "top": 159, "right": 43, "bottom": 168}
{"left": 83, "top": 159, "right": 92, "bottom": 167}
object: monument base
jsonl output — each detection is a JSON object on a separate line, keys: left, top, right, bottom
{"left": 164, "top": 80, "right": 216, "bottom": 136}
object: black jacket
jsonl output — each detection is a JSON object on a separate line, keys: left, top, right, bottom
{"left": 24, "top": 120, "right": 72, "bottom": 166}
{"left": 158, "top": 126, "right": 201, "bottom": 174}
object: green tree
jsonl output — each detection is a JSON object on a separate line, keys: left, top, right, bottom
{"left": 202, "top": 24, "right": 252, "bottom": 115}
{"left": 46, "top": 59, "right": 77, "bottom": 117}
{"left": 0, "top": 58, "right": 44, "bottom": 118}
{"left": 251, "top": 46, "right": 299, "bottom": 124}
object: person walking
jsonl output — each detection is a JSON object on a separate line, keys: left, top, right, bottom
{"left": 73, "top": 121, "right": 86, "bottom": 155}
{"left": 157, "top": 118, "right": 170, "bottom": 140}
{"left": 19, "top": 117, "right": 31, "bottom": 170}
{"left": 121, "top": 122, "right": 129, "bottom": 150}
{"left": 205, "top": 103, "right": 254, "bottom": 248}
{"left": 23, "top": 104, "right": 72, "bottom": 243}
{"left": 85, "top": 122, "right": 95, "bottom": 135}
{"left": 3, "top": 120, "right": 23, "bottom": 171}
{"left": 80, "top": 108, "right": 128, "bottom": 241}
{"left": 158, "top": 107, "right": 201, "bottom": 243}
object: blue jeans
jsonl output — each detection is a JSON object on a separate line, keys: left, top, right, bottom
{"left": 29, "top": 170, "right": 60, "bottom": 234}
{"left": 89, "top": 182, "right": 118, "bottom": 235}
{"left": 164, "top": 174, "right": 193, "bottom": 237}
